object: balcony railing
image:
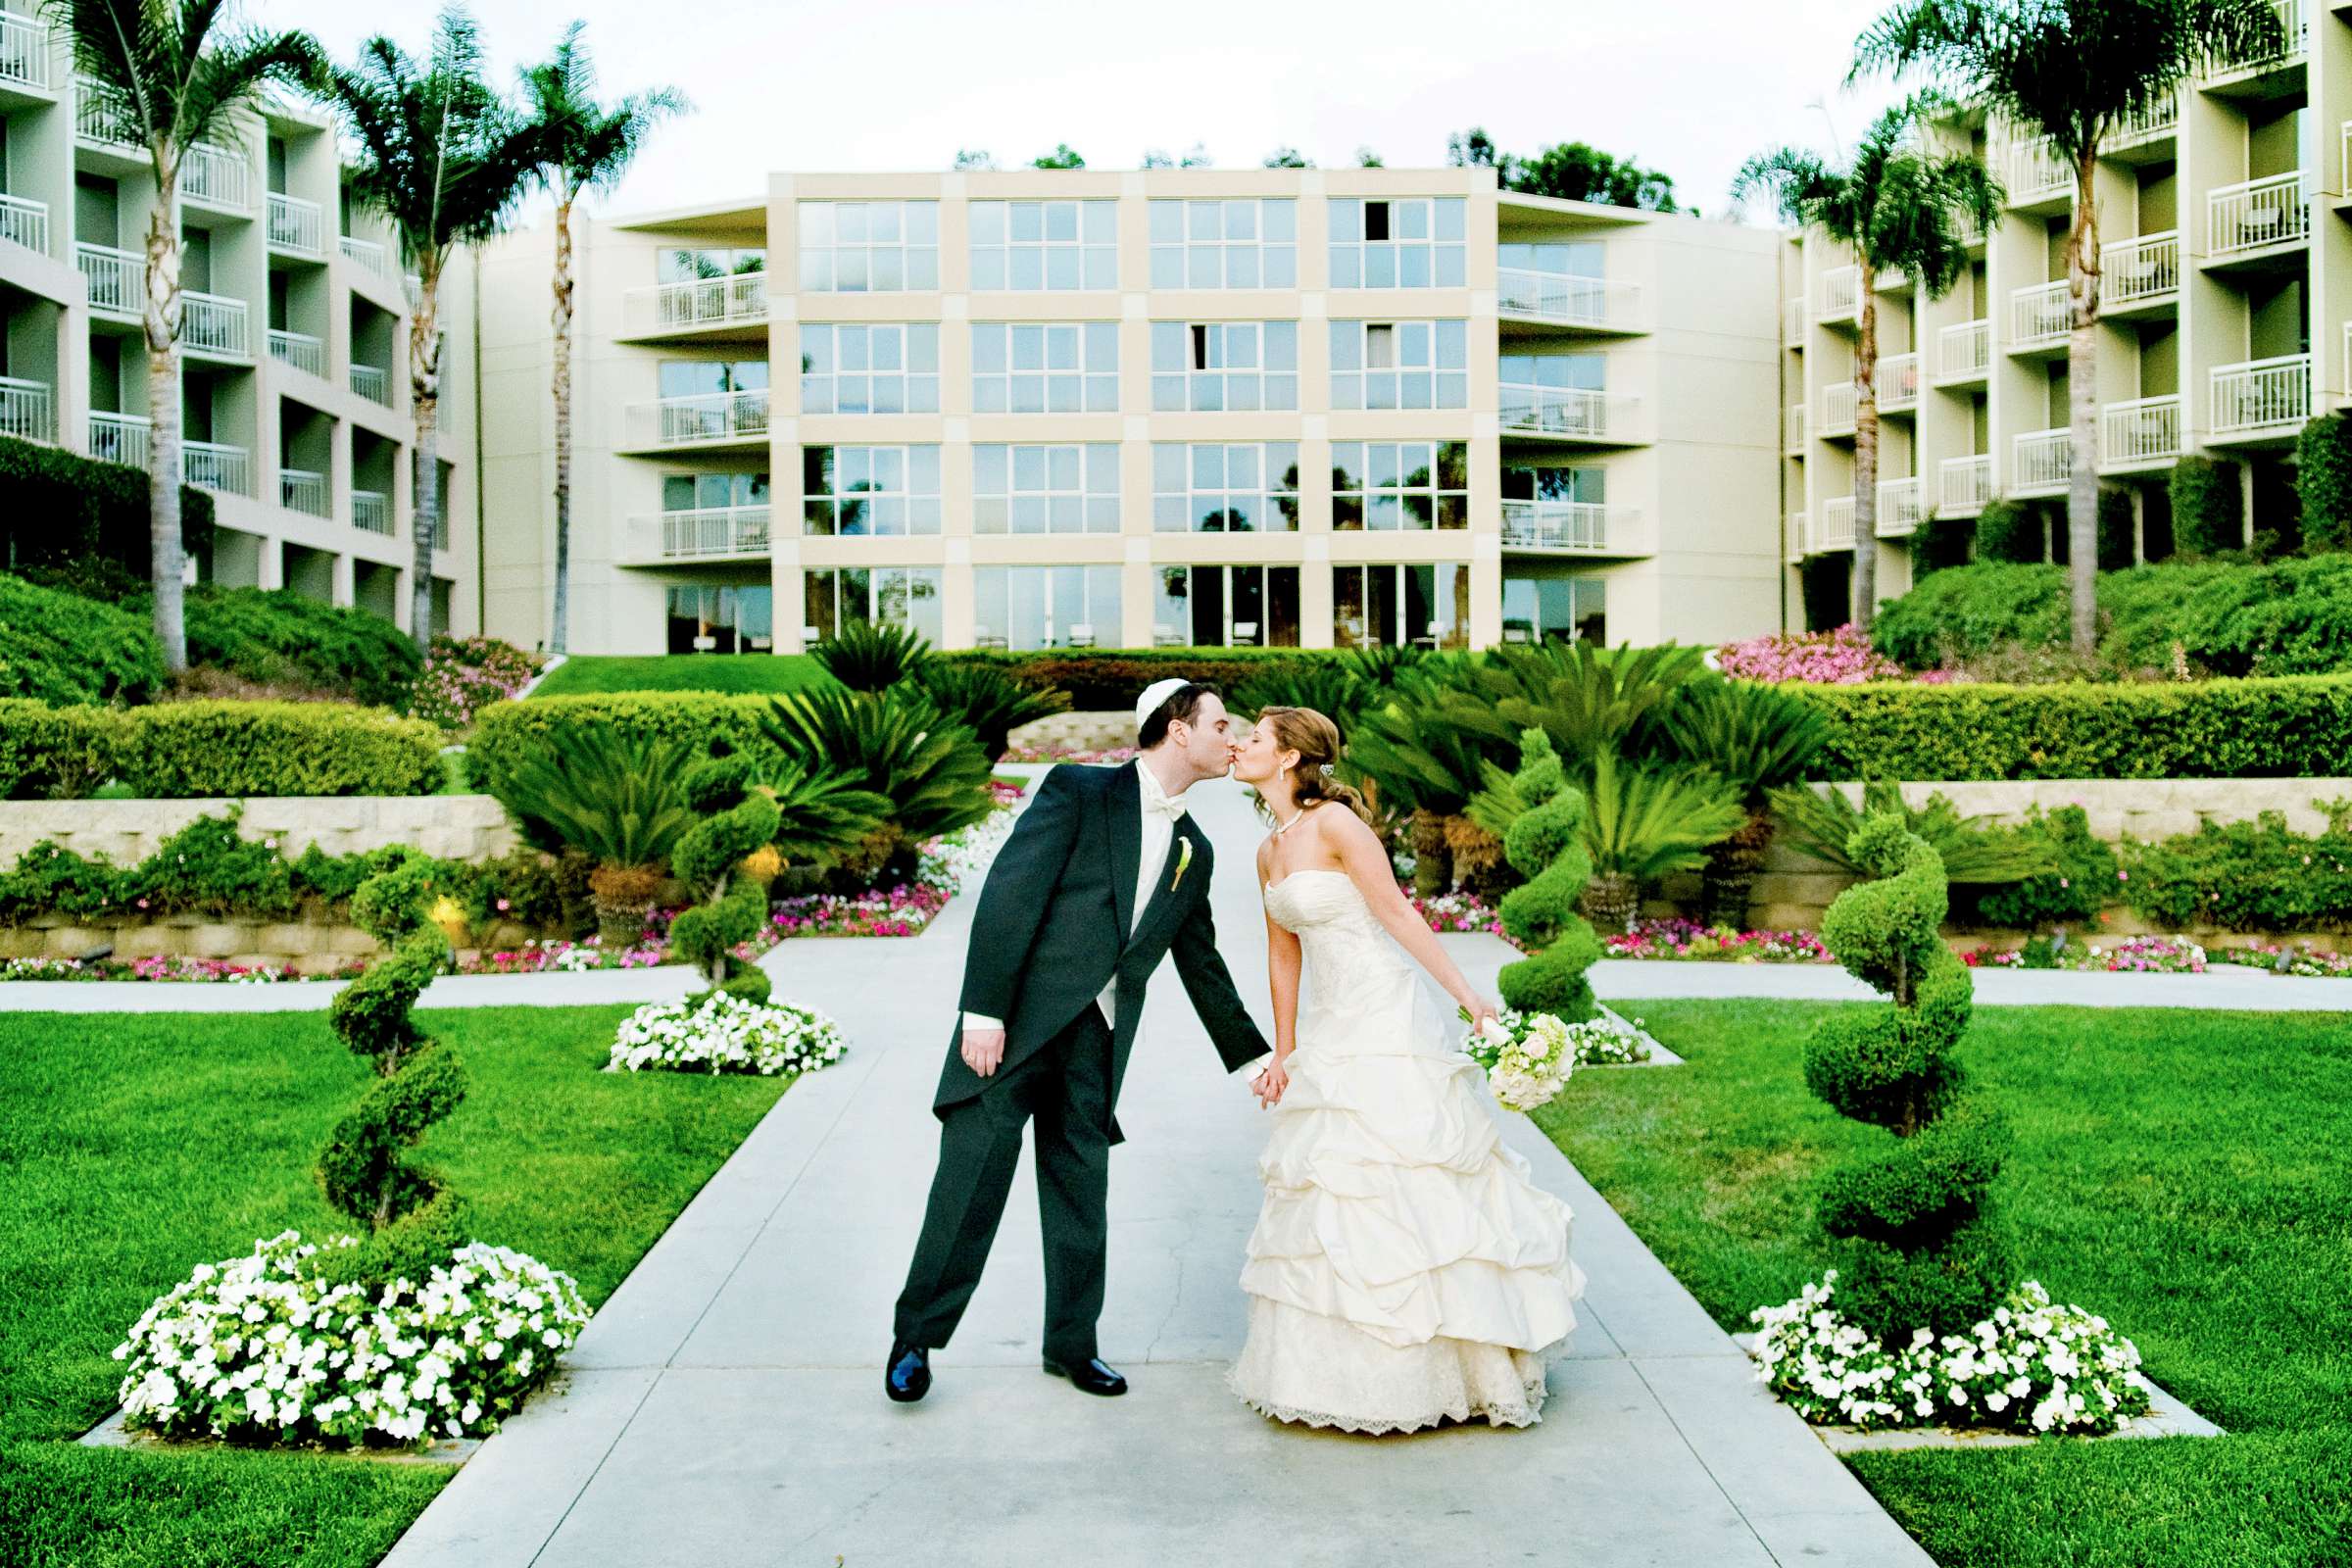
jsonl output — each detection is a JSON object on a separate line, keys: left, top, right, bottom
{"left": 1819, "top": 266, "right": 1860, "bottom": 322}
{"left": 183, "top": 439, "right": 250, "bottom": 496}
{"left": 1497, "top": 270, "right": 1642, "bottom": 330}
{"left": 630, "top": 388, "right": 771, "bottom": 448}
{"left": 339, "top": 234, "right": 390, "bottom": 279}
{"left": 1877, "top": 352, "right": 1921, "bottom": 412}
{"left": 350, "top": 363, "right": 390, "bottom": 404}
{"left": 1499, "top": 500, "right": 1640, "bottom": 554}
{"left": 1787, "top": 511, "right": 1809, "bottom": 562}
{"left": 0, "top": 192, "right": 46, "bottom": 256}
{"left": 624, "top": 271, "right": 768, "bottom": 336}
{"left": 1498, "top": 384, "right": 1635, "bottom": 441}
{"left": 2104, "top": 231, "right": 2179, "bottom": 306}
{"left": 1875, "top": 477, "right": 1924, "bottom": 538}
{"left": 2012, "top": 279, "right": 2072, "bottom": 348}
{"left": 1784, "top": 296, "right": 1805, "bottom": 341}
{"left": 88, "top": 411, "right": 149, "bottom": 468}
{"left": 267, "top": 191, "right": 324, "bottom": 256}
{"left": 279, "top": 466, "right": 327, "bottom": 517}
{"left": 1819, "top": 496, "right": 1857, "bottom": 550}
{"left": 2207, "top": 0, "right": 2306, "bottom": 75}
{"left": 2001, "top": 134, "right": 2073, "bottom": 206}
{"left": 1820, "top": 380, "right": 1857, "bottom": 437}
{"left": 2101, "top": 394, "right": 2181, "bottom": 466}
{"left": 652, "top": 504, "right": 772, "bottom": 559}
{"left": 1936, "top": 318, "right": 1990, "bottom": 381}
{"left": 352, "top": 489, "right": 391, "bottom": 535}
{"left": 1939, "top": 454, "right": 1994, "bottom": 516}
{"left": 2014, "top": 427, "right": 2073, "bottom": 494}
{"left": 181, "top": 142, "right": 249, "bottom": 210}
{"left": 2104, "top": 92, "right": 2180, "bottom": 151}
{"left": 74, "top": 78, "right": 137, "bottom": 147}
{"left": 1786, "top": 403, "right": 1806, "bottom": 450}
{"left": 77, "top": 242, "right": 142, "bottom": 316}
{"left": 2210, "top": 353, "right": 2310, "bottom": 436}
{"left": 0, "top": 375, "right": 54, "bottom": 444}
{"left": 182, "top": 290, "right": 249, "bottom": 357}
{"left": 2208, "top": 173, "right": 2307, "bottom": 256}
{"left": 1, "top": 11, "right": 51, "bottom": 91}
{"left": 268, "top": 328, "right": 324, "bottom": 377}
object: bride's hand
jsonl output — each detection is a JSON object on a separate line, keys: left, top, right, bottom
{"left": 1463, "top": 998, "right": 1502, "bottom": 1038}
{"left": 1253, "top": 1056, "right": 1290, "bottom": 1108}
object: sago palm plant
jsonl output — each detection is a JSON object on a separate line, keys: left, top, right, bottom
{"left": 1576, "top": 751, "right": 1747, "bottom": 934}
{"left": 760, "top": 688, "right": 996, "bottom": 874}
{"left": 1660, "top": 679, "right": 1838, "bottom": 925}
{"left": 488, "top": 725, "right": 697, "bottom": 943}
{"left": 1768, "top": 779, "right": 2056, "bottom": 886}
{"left": 811, "top": 620, "right": 933, "bottom": 692}
{"left": 905, "top": 660, "right": 1070, "bottom": 761}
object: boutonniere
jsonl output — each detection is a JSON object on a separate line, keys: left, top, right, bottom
{"left": 1170, "top": 837, "right": 1196, "bottom": 891}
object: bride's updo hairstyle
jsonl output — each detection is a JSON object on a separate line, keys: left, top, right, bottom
{"left": 1256, "top": 706, "right": 1371, "bottom": 823}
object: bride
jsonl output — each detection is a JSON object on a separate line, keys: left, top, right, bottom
{"left": 1227, "top": 706, "right": 1585, "bottom": 1435}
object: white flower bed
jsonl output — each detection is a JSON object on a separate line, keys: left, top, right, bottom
{"left": 114, "top": 1230, "right": 590, "bottom": 1448}
{"left": 609, "top": 991, "right": 849, "bottom": 1076}
{"left": 1750, "top": 1272, "right": 2149, "bottom": 1434}
{"left": 912, "top": 808, "right": 1020, "bottom": 898}
{"left": 1565, "top": 1011, "right": 1653, "bottom": 1066}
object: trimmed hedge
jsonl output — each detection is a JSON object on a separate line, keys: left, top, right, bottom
{"left": 468, "top": 693, "right": 776, "bottom": 798}
{"left": 0, "top": 701, "right": 124, "bottom": 799}
{"left": 178, "top": 586, "right": 423, "bottom": 707}
{"left": 2298, "top": 411, "right": 2352, "bottom": 555}
{"left": 0, "top": 700, "right": 442, "bottom": 799}
{"left": 0, "top": 572, "right": 165, "bottom": 705}
{"left": 0, "top": 434, "right": 214, "bottom": 578}
{"left": 1805, "top": 675, "right": 2352, "bottom": 780}
{"left": 935, "top": 647, "right": 1327, "bottom": 709}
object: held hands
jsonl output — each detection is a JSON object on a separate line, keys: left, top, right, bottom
{"left": 960, "top": 1026, "right": 1007, "bottom": 1077}
{"left": 1250, "top": 1054, "right": 1291, "bottom": 1108}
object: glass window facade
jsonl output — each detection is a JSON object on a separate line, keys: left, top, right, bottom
{"left": 1152, "top": 564, "right": 1301, "bottom": 648}
{"left": 799, "top": 324, "right": 940, "bottom": 414}
{"left": 1328, "top": 197, "right": 1467, "bottom": 288}
{"left": 1150, "top": 320, "right": 1298, "bottom": 411}
{"left": 973, "top": 443, "right": 1120, "bottom": 533}
{"left": 973, "top": 565, "right": 1122, "bottom": 650}
{"left": 1502, "top": 573, "right": 1606, "bottom": 645}
{"left": 797, "top": 201, "right": 940, "bottom": 291}
{"left": 666, "top": 584, "right": 772, "bottom": 654}
{"left": 660, "top": 247, "right": 766, "bottom": 282}
{"left": 803, "top": 567, "right": 944, "bottom": 644}
{"left": 970, "top": 322, "right": 1119, "bottom": 413}
{"left": 1331, "top": 441, "right": 1469, "bottom": 530}
{"left": 1147, "top": 198, "right": 1298, "bottom": 288}
{"left": 1332, "top": 564, "right": 1473, "bottom": 650}
{"left": 801, "top": 445, "right": 942, "bottom": 535}
{"left": 1329, "top": 319, "right": 1469, "bottom": 410}
{"left": 968, "top": 200, "right": 1117, "bottom": 289}
{"left": 1499, "top": 351, "right": 1608, "bottom": 434}
{"left": 1152, "top": 442, "right": 1301, "bottom": 533}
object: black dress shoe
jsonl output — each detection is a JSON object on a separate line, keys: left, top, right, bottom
{"left": 885, "top": 1340, "right": 932, "bottom": 1403}
{"left": 1041, "top": 1354, "right": 1128, "bottom": 1396}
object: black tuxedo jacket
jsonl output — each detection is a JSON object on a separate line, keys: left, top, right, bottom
{"left": 936, "top": 760, "right": 1269, "bottom": 1143}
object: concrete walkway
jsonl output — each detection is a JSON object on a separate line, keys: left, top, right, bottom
{"left": 378, "top": 777, "right": 1930, "bottom": 1568}
{"left": 1588, "top": 957, "right": 2352, "bottom": 1011}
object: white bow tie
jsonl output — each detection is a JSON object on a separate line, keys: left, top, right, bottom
{"left": 1142, "top": 792, "right": 1190, "bottom": 824}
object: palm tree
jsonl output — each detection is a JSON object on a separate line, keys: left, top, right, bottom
{"left": 1735, "top": 95, "right": 1999, "bottom": 629}
{"left": 44, "top": 0, "right": 321, "bottom": 672}
{"left": 326, "top": 6, "right": 541, "bottom": 650}
{"left": 1853, "top": 0, "right": 2286, "bottom": 654}
{"left": 518, "top": 23, "right": 684, "bottom": 658}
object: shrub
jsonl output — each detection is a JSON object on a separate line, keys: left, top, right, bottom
{"left": 1871, "top": 564, "right": 2071, "bottom": 671}
{"left": 2300, "top": 411, "right": 2352, "bottom": 554}
{"left": 936, "top": 647, "right": 1326, "bottom": 710}
{"left": 1716, "top": 625, "right": 1903, "bottom": 684}
{"left": 2170, "top": 455, "right": 2242, "bottom": 557}
{"left": 1492, "top": 730, "right": 1602, "bottom": 1018}
{"left": 0, "top": 434, "right": 213, "bottom": 582}
{"left": 667, "top": 754, "right": 786, "bottom": 1004}
{"left": 0, "top": 572, "right": 165, "bottom": 705}
{"left": 1908, "top": 512, "right": 1973, "bottom": 577}
{"left": 0, "top": 840, "right": 131, "bottom": 919}
{"left": 904, "top": 660, "right": 1071, "bottom": 760}
{"left": 177, "top": 586, "right": 423, "bottom": 708}
{"left": 1659, "top": 679, "right": 1838, "bottom": 926}
{"left": 1972, "top": 498, "right": 2042, "bottom": 564}
{"left": 2096, "top": 487, "right": 2136, "bottom": 571}
{"left": 1769, "top": 780, "right": 2053, "bottom": 884}
{"left": 1575, "top": 750, "right": 1745, "bottom": 933}
{"left": 759, "top": 688, "right": 996, "bottom": 858}
{"left": 811, "top": 621, "right": 931, "bottom": 692}
{"left": 468, "top": 694, "right": 773, "bottom": 798}
{"left": 407, "top": 636, "right": 542, "bottom": 730}
{"left": 1967, "top": 806, "right": 2117, "bottom": 929}
{"left": 111, "top": 702, "right": 444, "bottom": 798}
{"left": 130, "top": 809, "right": 297, "bottom": 918}
{"left": 0, "top": 700, "right": 128, "bottom": 799}
{"left": 2118, "top": 805, "right": 2352, "bottom": 932}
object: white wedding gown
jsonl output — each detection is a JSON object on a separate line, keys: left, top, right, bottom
{"left": 1230, "top": 869, "right": 1586, "bottom": 1434}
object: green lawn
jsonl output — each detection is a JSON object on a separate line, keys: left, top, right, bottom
{"left": 0, "top": 1005, "right": 792, "bottom": 1568}
{"left": 1535, "top": 1001, "right": 2352, "bottom": 1568}
{"left": 528, "top": 654, "right": 831, "bottom": 698}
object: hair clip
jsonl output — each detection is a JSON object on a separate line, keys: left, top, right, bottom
{"left": 1319, "top": 763, "right": 1336, "bottom": 776}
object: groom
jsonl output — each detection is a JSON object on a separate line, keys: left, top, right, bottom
{"left": 886, "top": 679, "right": 1270, "bottom": 1403}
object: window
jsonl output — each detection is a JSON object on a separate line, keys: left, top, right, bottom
{"left": 1152, "top": 442, "right": 1300, "bottom": 532}
{"left": 667, "top": 584, "right": 772, "bottom": 654}
{"left": 1152, "top": 565, "right": 1300, "bottom": 648}
{"left": 660, "top": 473, "right": 770, "bottom": 556}
{"left": 801, "top": 446, "right": 942, "bottom": 535}
{"left": 968, "top": 200, "right": 1116, "bottom": 289}
{"left": 973, "top": 565, "right": 1122, "bottom": 650}
{"left": 1332, "top": 564, "right": 1472, "bottom": 650}
{"left": 1151, "top": 320, "right": 1298, "bottom": 411}
{"left": 1502, "top": 465, "right": 1607, "bottom": 545}
{"left": 1329, "top": 320, "right": 1468, "bottom": 410}
{"left": 663, "top": 471, "right": 770, "bottom": 512}
{"left": 661, "top": 247, "right": 766, "bottom": 282}
{"left": 974, "top": 444, "right": 1120, "bottom": 533}
{"left": 1497, "top": 240, "right": 1605, "bottom": 318}
{"left": 659, "top": 360, "right": 768, "bottom": 397}
{"left": 799, "top": 323, "right": 939, "bottom": 415}
{"left": 1499, "top": 352, "right": 1609, "bottom": 435}
{"left": 1503, "top": 573, "right": 1606, "bottom": 645}
{"left": 970, "top": 322, "right": 1118, "bottom": 413}
{"left": 1328, "top": 197, "right": 1466, "bottom": 288}
{"left": 797, "top": 202, "right": 939, "bottom": 291}
{"left": 804, "top": 567, "right": 943, "bottom": 645}
{"left": 1331, "top": 441, "right": 1469, "bottom": 530}
{"left": 1148, "top": 199, "right": 1297, "bottom": 288}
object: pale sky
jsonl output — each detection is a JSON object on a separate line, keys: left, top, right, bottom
{"left": 255, "top": 0, "right": 1907, "bottom": 229}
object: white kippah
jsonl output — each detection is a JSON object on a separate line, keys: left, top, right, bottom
{"left": 1135, "top": 676, "right": 1195, "bottom": 733}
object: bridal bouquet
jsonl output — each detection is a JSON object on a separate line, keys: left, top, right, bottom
{"left": 1458, "top": 1007, "right": 1577, "bottom": 1111}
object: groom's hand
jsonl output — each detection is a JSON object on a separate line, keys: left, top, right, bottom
{"left": 960, "top": 1026, "right": 1007, "bottom": 1077}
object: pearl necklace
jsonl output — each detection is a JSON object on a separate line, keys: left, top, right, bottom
{"left": 1274, "top": 804, "right": 1312, "bottom": 835}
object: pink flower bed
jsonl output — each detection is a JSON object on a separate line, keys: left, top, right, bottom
{"left": 1715, "top": 624, "right": 1905, "bottom": 684}
{"left": 1408, "top": 888, "right": 1511, "bottom": 940}
{"left": 766, "top": 884, "right": 950, "bottom": 939}
{"left": 1603, "top": 918, "right": 1831, "bottom": 963}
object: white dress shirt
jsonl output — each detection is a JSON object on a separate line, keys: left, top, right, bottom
{"left": 961, "top": 759, "right": 1189, "bottom": 1036}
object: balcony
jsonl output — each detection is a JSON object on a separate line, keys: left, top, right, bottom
{"left": 2, "top": 11, "right": 51, "bottom": 91}
{"left": 1820, "top": 380, "right": 1856, "bottom": 438}
{"left": 1936, "top": 318, "right": 1990, "bottom": 383}
{"left": 1785, "top": 403, "right": 1806, "bottom": 452}
{"left": 1818, "top": 266, "right": 1860, "bottom": 324}
{"left": 88, "top": 410, "right": 149, "bottom": 468}
{"left": 1876, "top": 476, "right": 1923, "bottom": 538}
{"left": 0, "top": 375, "right": 53, "bottom": 444}
{"left": 643, "top": 504, "right": 773, "bottom": 560}
{"left": 621, "top": 271, "right": 767, "bottom": 338}
{"left": 267, "top": 191, "right": 324, "bottom": 256}
{"left": 2103, "top": 92, "right": 2179, "bottom": 154}
{"left": 1498, "top": 384, "right": 1639, "bottom": 442}
{"left": 2209, "top": 353, "right": 2310, "bottom": 440}
{"left": 74, "top": 78, "right": 137, "bottom": 149}
{"left": 2103, "top": 231, "right": 2179, "bottom": 309}
{"left": 1497, "top": 270, "right": 1642, "bottom": 332}
{"left": 339, "top": 234, "right": 390, "bottom": 279}
{"left": 2205, "top": 0, "right": 2306, "bottom": 80}
{"left": 183, "top": 439, "right": 250, "bottom": 496}
{"left": 626, "top": 388, "right": 771, "bottom": 450}
{"left": 2013, "top": 427, "right": 2073, "bottom": 497}
{"left": 2207, "top": 173, "right": 2307, "bottom": 260}
{"left": 268, "top": 327, "right": 324, "bottom": 378}
{"left": 2100, "top": 394, "right": 2181, "bottom": 469}
{"left": 1938, "top": 454, "right": 1994, "bottom": 517}
{"left": 2010, "top": 280, "right": 2071, "bottom": 352}
{"left": 2000, "top": 134, "right": 2073, "bottom": 208}
{"left": 1876, "top": 352, "right": 1920, "bottom": 413}
{"left": 1784, "top": 296, "right": 1805, "bottom": 342}
{"left": 1818, "top": 496, "right": 1857, "bottom": 551}
{"left": 77, "top": 242, "right": 142, "bottom": 316}
{"left": 182, "top": 290, "right": 249, "bottom": 358}
{"left": 181, "top": 143, "right": 250, "bottom": 211}
{"left": 350, "top": 363, "right": 390, "bottom": 405}
{"left": 352, "top": 489, "right": 391, "bottom": 535}
{"left": 1499, "top": 500, "right": 1643, "bottom": 555}
{"left": 279, "top": 466, "right": 327, "bottom": 517}
{"left": 1786, "top": 511, "right": 1809, "bottom": 562}
{"left": 0, "top": 191, "right": 46, "bottom": 256}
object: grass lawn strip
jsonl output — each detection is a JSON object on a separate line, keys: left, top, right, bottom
{"left": 524, "top": 654, "right": 832, "bottom": 698}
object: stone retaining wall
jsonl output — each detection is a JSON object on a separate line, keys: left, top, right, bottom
{"left": 0, "top": 795, "right": 519, "bottom": 869}
{"left": 1007, "top": 710, "right": 1135, "bottom": 754}
{"left": 1, "top": 912, "right": 551, "bottom": 975}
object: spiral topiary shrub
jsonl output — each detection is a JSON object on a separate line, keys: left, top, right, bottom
{"left": 1493, "top": 729, "right": 1602, "bottom": 1020}
{"left": 667, "top": 753, "right": 784, "bottom": 1004}
{"left": 1800, "top": 815, "right": 2013, "bottom": 1342}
